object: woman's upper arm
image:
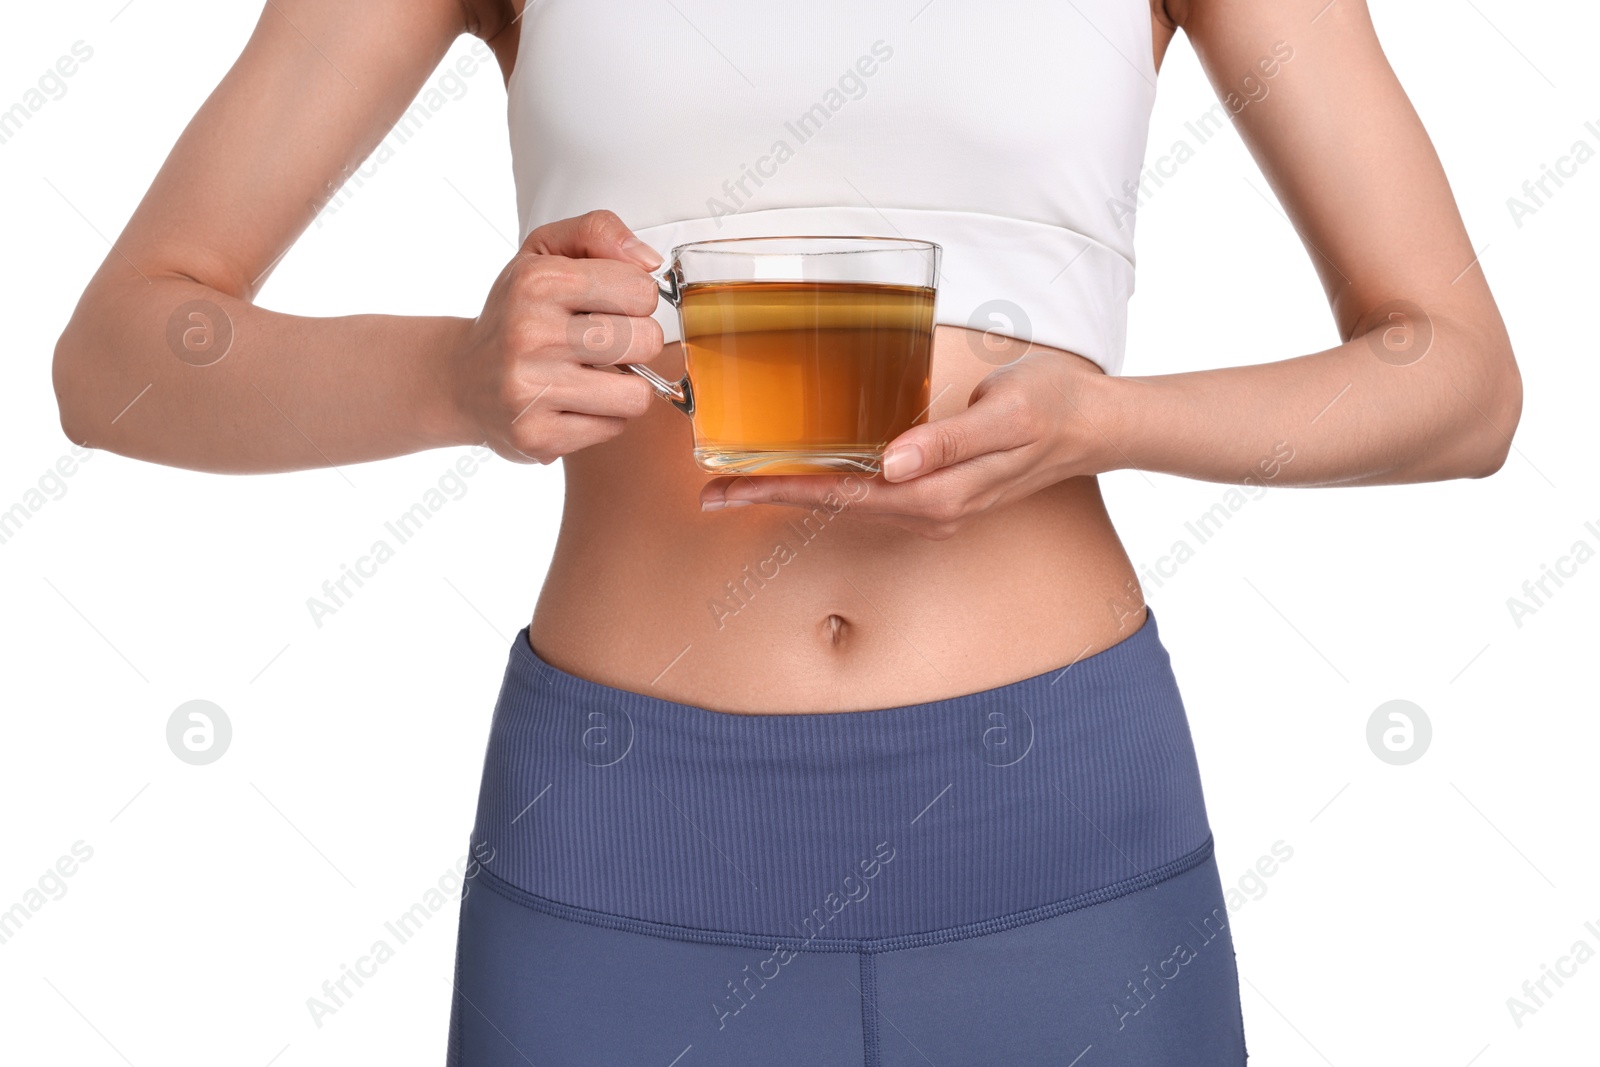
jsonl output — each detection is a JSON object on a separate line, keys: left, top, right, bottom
{"left": 1174, "top": 0, "right": 1504, "bottom": 343}
{"left": 104, "top": 0, "right": 475, "bottom": 300}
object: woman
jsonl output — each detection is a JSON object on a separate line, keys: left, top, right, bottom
{"left": 52, "top": 0, "right": 1520, "bottom": 1062}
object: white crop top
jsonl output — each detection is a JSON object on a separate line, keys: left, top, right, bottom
{"left": 506, "top": 1, "right": 1158, "bottom": 375}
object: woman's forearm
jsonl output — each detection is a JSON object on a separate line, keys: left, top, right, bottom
{"left": 54, "top": 269, "right": 474, "bottom": 473}
{"left": 1086, "top": 311, "right": 1523, "bottom": 488}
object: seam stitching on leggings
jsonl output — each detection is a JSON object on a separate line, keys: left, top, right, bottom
{"left": 471, "top": 834, "right": 1214, "bottom": 952}
{"left": 450, "top": 893, "right": 465, "bottom": 1067}
{"left": 860, "top": 949, "right": 881, "bottom": 1067}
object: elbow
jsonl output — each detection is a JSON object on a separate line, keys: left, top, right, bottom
{"left": 53, "top": 322, "right": 115, "bottom": 454}
{"left": 1461, "top": 346, "right": 1523, "bottom": 480}
{"left": 53, "top": 327, "right": 96, "bottom": 450}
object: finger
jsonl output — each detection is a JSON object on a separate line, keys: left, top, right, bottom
{"left": 568, "top": 258, "right": 663, "bottom": 317}
{"left": 557, "top": 367, "right": 657, "bottom": 419}
{"left": 714, "top": 472, "right": 933, "bottom": 511}
{"left": 880, "top": 390, "right": 1034, "bottom": 482}
{"left": 702, "top": 472, "right": 971, "bottom": 539}
{"left": 566, "top": 312, "right": 664, "bottom": 368}
{"left": 520, "top": 257, "right": 660, "bottom": 318}
{"left": 520, "top": 410, "right": 630, "bottom": 461}
{"left": 707, "top": 448, "right": 1032, "bottom": 523}
{"left": 708, "top": 473, "right": 879, "bottom": 512}
{"left": 521, "top": 208, "right": 662, "bottom": 269}
{"left": 508, "top": 360, "right": 654, "bottom": 421}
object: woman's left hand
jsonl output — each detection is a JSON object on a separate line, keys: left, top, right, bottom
{"left": 698, "top": 351, "right": 1119, "bottom": 540}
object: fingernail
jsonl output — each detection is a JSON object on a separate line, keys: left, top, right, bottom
{"left": 701, "top": 499, "right": 725, "bottom": 512}
{"left": 621, "top": 236, "right": 662, "bottom": 269}
{"left": 723, "top": 498, "right": 753, "bottom": 508}
{"left": 882, "top": 443, "right": 922, "bottom": 481}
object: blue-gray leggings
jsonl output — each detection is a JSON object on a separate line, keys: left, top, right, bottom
{"left": 446, "top": 608, "right": 1248, "bottom": 1065}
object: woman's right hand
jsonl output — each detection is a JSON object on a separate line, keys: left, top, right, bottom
{"left": 448, "top": 209, "right": 668, "bottom": 464}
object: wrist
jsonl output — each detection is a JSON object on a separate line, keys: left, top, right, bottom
{"left": 1074, "top": 367, "right": 1139, "bottom": 475}
{"left": 416, "top": 317, "right": 478, "bottom": 450}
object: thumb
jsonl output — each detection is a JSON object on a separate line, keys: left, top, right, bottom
{"left": 520, "top": 209, "right": 662, "bottom": 269}
{"left": 880, "top": 389, "right": 1028, "bottom": 482}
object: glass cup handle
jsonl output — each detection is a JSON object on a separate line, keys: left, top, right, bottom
{"left": 619, "top": 264, "right": 694, "bottom": 417}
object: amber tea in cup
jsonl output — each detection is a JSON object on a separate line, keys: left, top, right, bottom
{"left": 626, "top": 237, "right": 940, "bottom": 475}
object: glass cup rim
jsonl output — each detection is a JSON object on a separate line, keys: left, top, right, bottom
{"left": 669, "top": 235, "right": 940, "bottom": 258}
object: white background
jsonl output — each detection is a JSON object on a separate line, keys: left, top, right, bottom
{"left": 2, "top": 1, "right": 1596, "bottom": 1064}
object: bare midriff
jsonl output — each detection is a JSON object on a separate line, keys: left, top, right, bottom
{"left": 527, "top": 324, "right": 1146, "bottom": 714}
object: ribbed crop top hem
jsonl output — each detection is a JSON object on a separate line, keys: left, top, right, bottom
{"left": 628, "top": 206, "right": 1135, "bottom": 376}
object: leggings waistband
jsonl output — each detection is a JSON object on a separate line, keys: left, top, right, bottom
{"left": 469, "top": 607, "right": 1213, "bottom": 941}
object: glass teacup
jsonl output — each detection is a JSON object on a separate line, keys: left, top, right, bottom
{"left": 626, "top": 236, "right": 940, "bottom": 476}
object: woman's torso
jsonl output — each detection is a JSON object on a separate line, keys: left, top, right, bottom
{"left": 483, "top": 0, "right": 1175, "bottom": 712}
